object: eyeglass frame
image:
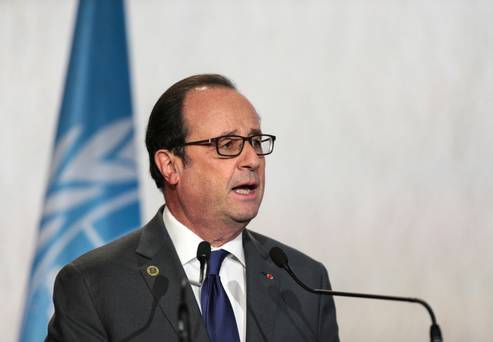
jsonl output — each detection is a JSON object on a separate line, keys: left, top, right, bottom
{"left": 180, "top": 134, "right": 276, "bottom": 157}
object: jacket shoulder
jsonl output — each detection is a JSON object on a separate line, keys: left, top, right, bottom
{"left": 69, "top": 228, "right": 143, "bottom": 275}
{"left": 246, "top": 230, "right": 326, "bottom": 272}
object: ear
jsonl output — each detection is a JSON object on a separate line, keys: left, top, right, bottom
{"left": 154, "top": 149, "right": 181, "bottom": 185}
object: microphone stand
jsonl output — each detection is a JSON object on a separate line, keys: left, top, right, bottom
{"left": 177, "top": 279, "right": 191, "bottom": 342}
{"left": 178, "top": 241, "right": 211, "bottom": 342}
{"left": 270, "top": 247, "right": 443, "bottom": 342}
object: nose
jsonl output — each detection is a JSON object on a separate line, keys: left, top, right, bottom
{"left": 238, "top": 140, "right": 261, "bottom": 170}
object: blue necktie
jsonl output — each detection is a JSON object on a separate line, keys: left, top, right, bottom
{"left": 200, "top": 249, "right": 240, "bottom": 342}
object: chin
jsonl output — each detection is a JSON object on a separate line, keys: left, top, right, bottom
{"left": 230, "top": 208, "right": 260, "bottom": 225}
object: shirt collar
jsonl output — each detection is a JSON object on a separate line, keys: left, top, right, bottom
{"left": 214, "top": 230, "right": 245, "bottom": 267}
{"left": 163, "top": 206, "right": 245, "bottom": 267}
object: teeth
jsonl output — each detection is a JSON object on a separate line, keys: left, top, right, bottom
{"left": 234, "top": 188, "right": 252, "bottom": 194}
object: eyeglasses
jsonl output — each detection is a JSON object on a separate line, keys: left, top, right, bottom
{"left": 182, "top": 134, "right": 276, "bottom": 157}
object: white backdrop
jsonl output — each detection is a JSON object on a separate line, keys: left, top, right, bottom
{"left": 1, "top": 0, "right": 492, "bottom": 341}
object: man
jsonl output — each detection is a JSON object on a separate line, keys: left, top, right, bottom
{"left": 46, "top": 74, "right": 339, "bottom": 341}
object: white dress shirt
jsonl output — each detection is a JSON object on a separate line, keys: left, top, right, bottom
{"left": 163, "top": 206, "right": 247, "bottom": 342}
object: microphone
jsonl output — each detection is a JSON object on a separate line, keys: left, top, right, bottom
{"left": 197, "top": 241, "right": 211, "bottom": 284}
{"left": 177, "top": 242, "right": 211, "bottom": 342}
{"left": 177, "top": 278, "right": 190, "bottom": 342}
{"left": 269, "top": 247, "right": 443, "bottom": 342}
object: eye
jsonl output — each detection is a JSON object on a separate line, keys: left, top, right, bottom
{"left": 219, "top": 138, "right": 236, "bottom": 150}
{"left": 251, "top": 136, "right": 263, "bottom": 149}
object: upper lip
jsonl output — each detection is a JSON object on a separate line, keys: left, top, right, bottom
{"left": 231, "top": 180, "right": 258, "bottom": 190}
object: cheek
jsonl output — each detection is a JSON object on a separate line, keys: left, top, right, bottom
{"left": 183, "top": 162, "right": 231, "bottom": 196}
{"left": 203, "top": 159, "right": 237, "bottom": 188}
{"left": 180, "top": 151, "right": 238, "bottom": 193}
{"left": 259, "top": 162, "right": 266, "bottom": 182}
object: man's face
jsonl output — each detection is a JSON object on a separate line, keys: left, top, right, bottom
{"left": 175, "top": 87, "right": 265, "bottom": 229}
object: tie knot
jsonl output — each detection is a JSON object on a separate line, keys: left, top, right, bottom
{"left": 207, "top": 249, "right": 229, "bottom": 276}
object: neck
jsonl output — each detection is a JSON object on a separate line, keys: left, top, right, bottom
{"left": 201, "top": 228, "right": 243, "bottom": 248}
{"left": 165, "top": 201, "right": 246, "bottom": 247}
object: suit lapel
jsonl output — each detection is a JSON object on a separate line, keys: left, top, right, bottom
{"left": 135, "top": 210, "right": 281, "bottom": 342}
{"left": 244, "top": 230, "right": 280, "bottom": 342}
{"left": 135, "top": 208, "right": 209, "bottom": 342}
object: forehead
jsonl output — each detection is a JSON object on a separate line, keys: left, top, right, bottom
{"left": 182, "top": 86, "right": 261, "bottom": 138}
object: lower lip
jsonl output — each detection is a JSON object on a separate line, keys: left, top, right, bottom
{"left": 232, "top": 188, "right": 258, "bottom": 199}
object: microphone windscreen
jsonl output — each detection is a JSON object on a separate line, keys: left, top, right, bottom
{"left": 197, "top": 241, "right": 211, "bottom": 260}
{"left": 269, "top": 247, "right": 289, "bottom": 268}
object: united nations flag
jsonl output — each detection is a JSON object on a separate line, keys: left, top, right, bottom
{"left": 19, "top": 1, "right": 141, "bottom": 340}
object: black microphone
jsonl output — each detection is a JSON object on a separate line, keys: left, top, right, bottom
{"left": 177, "top": 278, "right": 190, "bottom": 342}
{"left": 177, "top": 242, "right": 211, "bottom": 342}
{"left": 269, "top": 247, "right": 443, "bottom": 342}
{"left": 197, "top": 241, "right": 211, "bottom": 284}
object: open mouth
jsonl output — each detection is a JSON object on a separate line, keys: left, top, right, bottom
{"left": 232, "top": 183, "right": 258, "bottom": 195}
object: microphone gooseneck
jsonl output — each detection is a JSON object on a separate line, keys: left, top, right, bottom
{"left": 269, "top": 246, "right": 288, "bottom": 268}
{"left": 178, "top": 242, "right": 211, "bottom": 342}
{"left": 269, "top": 247, "right": 443, "bottom": 342}
{"left": 177, "top": 278, "right": 190, "bottom": 342}
{"left": 269, "top": 247, "right": 315, "bottom": 293}
{"left": 197, "top": 241, "right": 211, "bottom": 284}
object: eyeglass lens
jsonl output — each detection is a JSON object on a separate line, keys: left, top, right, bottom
{"left": 217, "top": 135, "right": 273, "bottom": 156}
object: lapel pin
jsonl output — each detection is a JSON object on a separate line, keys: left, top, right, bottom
{"left": 146, "top": 265, "right": 160, "bottom": 277}
{"left": 262, "top": 272, "right": 274, "bottom": 280}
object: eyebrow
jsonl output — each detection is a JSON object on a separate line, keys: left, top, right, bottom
{"left": 219, "top": 128, "right": 262, "bottom": 136}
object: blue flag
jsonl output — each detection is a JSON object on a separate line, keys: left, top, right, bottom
{"left": 20, "top": 1, "right": 141, "bottom": 340}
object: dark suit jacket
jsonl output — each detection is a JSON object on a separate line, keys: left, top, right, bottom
{"left": 46, "top": 208, "right": 339, "bottom": 342}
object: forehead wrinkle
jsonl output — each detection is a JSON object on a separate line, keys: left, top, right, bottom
{"left": 219, "top": 129, "right": 239, "bottom": 136}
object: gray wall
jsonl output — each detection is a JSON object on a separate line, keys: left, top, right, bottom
{"left": 1, "top": 0, "right": 492, "bottom": 341}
